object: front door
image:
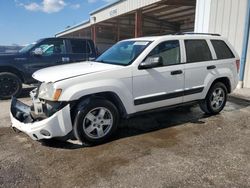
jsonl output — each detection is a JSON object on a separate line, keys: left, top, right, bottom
{"left": 28, "top": 38, "right": 66, "bottom": 76}
{"left": 133, "top": 40, "right": 185, "bottom": 112}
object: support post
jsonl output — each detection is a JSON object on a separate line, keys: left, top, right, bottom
{"left": 117, "top": 19, "right": 120, "bottom": 41}
{"left": 91, "top": 25, "right": 97, "bottom": 44}
{"left": 239, "top": 0, "right": 250, "bottom": 88}
{"left": 135, "top": 9, "right": 142, "bottom": 38}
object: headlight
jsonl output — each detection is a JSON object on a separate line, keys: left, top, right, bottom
{"left": 38, "top": 83, "right": 62, "bottom": 101}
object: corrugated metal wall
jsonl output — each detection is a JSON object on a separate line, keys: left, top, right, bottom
{"left": 195, "top": 0, "right": 250, "bottom": 88}
{"left": 195, "top": 0, "right": 247, "bottom": 56}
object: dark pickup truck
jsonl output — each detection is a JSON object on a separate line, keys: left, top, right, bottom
{"left": 0, "top": 37, "right": 97, "bottom": 99}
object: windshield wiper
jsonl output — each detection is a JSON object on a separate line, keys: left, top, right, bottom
{"left": 95, "top": 60, "right": 110, "bottom": 63}
{"left": 95, "top": 60, "right": 125, "bottom": 66}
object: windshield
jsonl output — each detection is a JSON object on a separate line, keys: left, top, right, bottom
{"left": 19, "top": 42, "right": 37, "bottom": 53}
{"left": 96, "top": 40, "right": 151, "bottom": 65}
{"left": 19, "top": 39, "right": 43, "bottom": 53}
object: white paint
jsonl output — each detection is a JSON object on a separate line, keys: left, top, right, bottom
{"left": 33, "top": 61, "right": 121, "bottom": 83}
{"left": 14, "top": 34, "right": 239, "bottom": 140}
{"left": 34, "top": 34, "right": 239, "bottom": 115}
{"left": 10, "top": 104, "right": 72, "bottom": 140}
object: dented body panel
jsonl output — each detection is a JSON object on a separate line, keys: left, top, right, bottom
{"left": 10, "top": 98, "right": 72, "bottom": 140}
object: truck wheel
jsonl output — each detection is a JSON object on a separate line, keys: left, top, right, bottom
{"left": 73, "top": 98, "right": 119, "bottom": 146}
{"left": 199, "top": 82, "right": 227, "bottom": 115}
{"left": 0, "top": 72, "right": 22, "bottom": 99}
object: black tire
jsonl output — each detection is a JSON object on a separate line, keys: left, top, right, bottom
{"left": 199, "top": 82, "right": 228, "bottom": 115}
{"left": 73, "top": 98, "right": 119, "bottom": 146}
{"left": 0, "top": 72, "right": 22, "bottom": 99}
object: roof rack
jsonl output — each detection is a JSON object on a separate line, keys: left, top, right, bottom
{"left": 175, "top": 32, "right": 221, "bottom": 36}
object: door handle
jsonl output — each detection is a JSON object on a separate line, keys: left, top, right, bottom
{"left": 207, "top": 65, "right": 216, "bottom": 70}
{"left": 171, "top": 70, "right": 183, "bottom": 75}
{"left": 62, "top": 57, "right": 70, "bottom": 62}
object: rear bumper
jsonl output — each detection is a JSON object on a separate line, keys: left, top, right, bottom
{"left": 10, "top": 98, "right": 73, "bottom": 140}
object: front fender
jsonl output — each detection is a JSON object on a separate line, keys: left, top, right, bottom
{"left": 57, "top": 78, "right": 135, "bottom": 114}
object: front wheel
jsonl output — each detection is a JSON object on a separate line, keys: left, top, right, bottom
{"left": 0, "top": 72, "right": 22, "bottom": 99}
{"left": 199, "top": 82, "right": 228, "bottom": 115}
{"left": 73, "top": 98, "right": 119, "bottom": 146}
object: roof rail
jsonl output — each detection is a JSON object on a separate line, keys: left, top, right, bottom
{"left": 175, "top": 32, "right": 221, "bottom": 36}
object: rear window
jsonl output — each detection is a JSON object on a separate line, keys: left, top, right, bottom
{"left": 211, "top": 40, "right": 235, "bottom": 59}
{"left": 185, "top": 40, "right": 212, "bottom": 63}
{"left": 70, "top": 40, "right": 91, "bottom": 54}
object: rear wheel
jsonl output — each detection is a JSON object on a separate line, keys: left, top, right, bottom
{"left": 73, "top": 98, "right": 119, "bottom": 146}
{"left": 199, "top": 82, "right": 227, "bottom": 115}
{"left": 0, "top": 72, "right": 22, "bottom": 99}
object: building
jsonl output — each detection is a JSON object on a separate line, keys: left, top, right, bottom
{"left": 56, "top": 0, "right": 196, "bottom": 52}
{"left": 0, "top": 45, "right": 23, "bottom": 54}
{"left": 55, "top": 0, "right": 250, "bottom": 88}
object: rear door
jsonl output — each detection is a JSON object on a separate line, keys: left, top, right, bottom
{"left": 133, "top": 40, "right": 185, "bottom": 112}
{"left": 183, "top": 39, "right": 215, "bottom": 102}
{"left": 68, "top": 39, "right": 95, "bottom": 63}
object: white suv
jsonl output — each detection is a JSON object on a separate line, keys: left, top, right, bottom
{"left": 10, "top": 33, "right": 239, "bottom": 145}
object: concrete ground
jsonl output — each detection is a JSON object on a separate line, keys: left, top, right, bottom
{"left": 0, "top": 90, "right": 250, "bottom": 187}
{"left": 233, "top": 88, "right": 250, "bottom": 100}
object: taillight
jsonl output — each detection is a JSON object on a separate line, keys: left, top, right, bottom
{"left": 236, "top": 59, "right": 240, "bottom": 73}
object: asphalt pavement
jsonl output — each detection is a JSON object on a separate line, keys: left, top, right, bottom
{"left": 0, "top": 92, "right": 250, "bottom": 188}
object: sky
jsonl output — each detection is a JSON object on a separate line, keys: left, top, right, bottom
{"left": 0, "top": 0, "right": 113, "bottom": 46}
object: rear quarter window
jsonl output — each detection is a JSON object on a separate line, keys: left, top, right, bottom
{"left": 211, "top": 40, "right": 235, "bottom": 59}
{"left": 185, "top": 40, "right": 212, "bottom": 63}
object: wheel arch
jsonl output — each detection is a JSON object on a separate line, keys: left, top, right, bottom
{"left": 72, "top": 91, "right": 128, "bottom": 119}
{"left": 0, "top": 66, "right": 25, "bottom": 83}
{"left": 210, "top": 77, "right": 231, "bottom": 93}
{"left": 200, "top": 78, "right": 229, "bottom": 115}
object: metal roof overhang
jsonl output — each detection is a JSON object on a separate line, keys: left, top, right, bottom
{"left": 55, "top": 0, "right": 196, "bottom": 37}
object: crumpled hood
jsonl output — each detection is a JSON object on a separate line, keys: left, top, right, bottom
{"left": 32, "top": 61, "right": 121, "bottom": 83}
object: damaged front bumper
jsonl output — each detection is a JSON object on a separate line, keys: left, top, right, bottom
{"left": 10, "top": 97, "right": 73, "bottom": 141}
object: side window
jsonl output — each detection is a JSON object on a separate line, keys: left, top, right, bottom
{"left": 211, "top": 40, "right": 235, "bottom": 59}
{"left": 185, "top": 40, "right": 212, "bottom": 63}
{"left": 148, "top": 40, "right": 180, "bottom": 66}
{"left": 70, "top": 40, "right": 91, "bottom": 54}
{"left": 36, "top": 39, "right": 64, "bottom": 56}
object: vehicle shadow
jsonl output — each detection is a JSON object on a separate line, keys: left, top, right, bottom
{"left": 116, "top": 96, "right": 250, "bottom": 140}
{"left": 41, "top": 96, "right": 250, "bottom": 149}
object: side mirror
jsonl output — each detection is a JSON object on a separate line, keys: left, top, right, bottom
{"left": 32, "top": 48, "right": 43, "bottom": 56}
{"left": 139, "top": 56, "right": 163, "bottom": 69}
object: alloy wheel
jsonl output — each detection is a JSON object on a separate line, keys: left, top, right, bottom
{"left": 83, "top": 107, "right": 113, "bottom": 139}
{"left": 210, "top": 88, "right": 225, "bottom": 110}
{"left": 0, "top": 76, "right": 19, "bottom": 98}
